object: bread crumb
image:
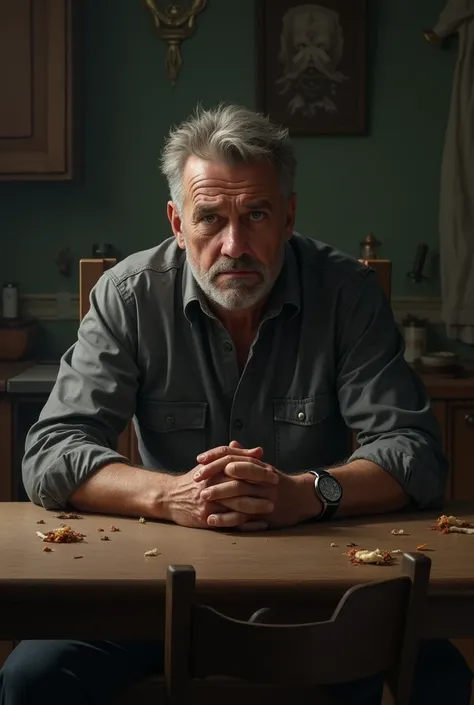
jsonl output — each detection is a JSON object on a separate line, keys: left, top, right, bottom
{"left": 144, "top": 548, "right": 160, "bottom": 557}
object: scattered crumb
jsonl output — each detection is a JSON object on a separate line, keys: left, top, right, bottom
{"left": 144, "top": 548, "right": 160, "bottom": 557}
{"left": 36, "top": 526, "right": 85, "bottom": 543}
{"left": 447, "top": 526, "right": 474, "bottom": 535}
{"left": 43, "top": 546, "right": 53, "bottom": 552}
{"left": 54, "top": 512, "right": 82, "bottom": 520}
{"left": 139, "top": 517, "right": 146, "bottom": 524}
{"left": 391, "top": 529, "right": 407, "bottom": 535}
{"left": 36, "top": 520, "right": 45, "bottom": 524}
{"left": 346, "top": 548, "right": 395, "bottom": 565}
{"left": 416, "top": 543, "right": 429, "bottom": 551}
{"left": 110, "top": 525, "right": 120, "bottom": 532}
{"left": 346, "top": 542, "right": 357, "bottom": 547}
{"left": 100, "top": 535, "right": 110, "bottom": 541}
{"left": 74, "top": 555, "right": 83, "bottom": 559}
{"left": 330, "top": 542, "right": 337, "bottom": 547}
{"left": 97, "top": 528, "right": 104, "bottom": 532}
{"left": 231, "top": 542, "right": 236, "bottom": 545}
{"left": 430, "top": 515, "right": 474, "bottom": 534}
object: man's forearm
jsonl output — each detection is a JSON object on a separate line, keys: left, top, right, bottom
{"left": 297, "top": 460, "right": 409, "bottom": 520}
{"left": 69, "top": 463, "right": 173, "bottom": 519}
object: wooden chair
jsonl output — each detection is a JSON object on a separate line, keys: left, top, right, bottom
{"left": 359, "top": 257, "right": 392, "bottom": 301}
{"left": 163, "top": 553, "right": 431, "bottom": 705}
{"left": 79, "top": 258, "right": 139, "bottom": 463}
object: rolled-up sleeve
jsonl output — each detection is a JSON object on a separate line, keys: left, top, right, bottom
{"left": 22, "top": 273, "right": 139, "bottom": 509}
{"left": 337, "top": 269, "right": 448, "bottom": 508}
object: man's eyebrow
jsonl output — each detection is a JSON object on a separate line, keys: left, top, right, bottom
{"left": 191, "top": 203, "right": 221, "bottom": 220}
{"left": 243, "top": 199, "right": 273, "bottom": 211}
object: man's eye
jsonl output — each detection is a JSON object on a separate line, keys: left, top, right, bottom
{"left": 202, "top": 214, "right": 217, "bottom": 224}
{"left": 250, "top": 211, "right": 265, "bottom": 221}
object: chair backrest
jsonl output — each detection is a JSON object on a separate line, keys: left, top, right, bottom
{"left": 79, "top": 258, "right": 117, "bottom": 320}
{"left": 164, "top": 553, "right": 431, "bottom": 705}
{"left": 359, "top": 258, "right": 392, "bottom": 301}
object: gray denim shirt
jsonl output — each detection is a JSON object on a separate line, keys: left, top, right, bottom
{"left": 23, "top": 233, "right": 448, "bottom": 510}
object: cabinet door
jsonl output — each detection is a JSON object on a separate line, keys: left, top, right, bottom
{"left": 449, "top": 403, "right": 474, "bottom": 500}
{"left": 0, "top": 0, "right": 74, "bottom": 179}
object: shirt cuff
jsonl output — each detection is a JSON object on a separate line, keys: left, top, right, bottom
{"left": 348, "top": 444, "right": 446, "bottom": 509}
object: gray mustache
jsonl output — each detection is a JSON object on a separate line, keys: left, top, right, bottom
{"left": 211, "top": 258, "right": 263, "bottom": 275}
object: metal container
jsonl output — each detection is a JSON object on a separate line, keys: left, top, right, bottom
{"left": 403, "top": 315, "right": 427, "bottom": 364}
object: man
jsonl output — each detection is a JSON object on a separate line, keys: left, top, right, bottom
{"left": 0, "top": 104, "right": 471, "bottom": 704}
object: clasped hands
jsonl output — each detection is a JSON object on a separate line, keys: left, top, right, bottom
{"left": 165, "top": 440, "right": 320, "bottom": 531}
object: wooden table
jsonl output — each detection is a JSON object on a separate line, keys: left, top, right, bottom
{"left": 1, "top": 502, "right": 474, "bottom": 645}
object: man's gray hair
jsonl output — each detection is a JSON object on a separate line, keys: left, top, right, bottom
{"left": 160, "top": 103, "right": 296, "bottom": 211}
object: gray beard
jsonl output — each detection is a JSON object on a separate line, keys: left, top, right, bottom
{"left": 184, "top": 241, "right": 285, "bottom": 311}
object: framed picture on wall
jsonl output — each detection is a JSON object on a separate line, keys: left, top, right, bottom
{"left": 257, "top": 0, "right": 367, "bottom": 135}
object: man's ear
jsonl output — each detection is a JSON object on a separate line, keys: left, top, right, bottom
{"left": 167, "top": 201, "right": 186, "bottom": 249}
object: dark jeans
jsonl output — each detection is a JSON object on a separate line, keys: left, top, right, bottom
{"left": 0, "top": 638, "right": 472, "bottom": 705}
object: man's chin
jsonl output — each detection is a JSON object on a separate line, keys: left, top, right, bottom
{"left": 209, "top": 287, "right": 266, "bottom": 311}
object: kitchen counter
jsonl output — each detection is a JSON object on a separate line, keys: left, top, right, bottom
{"left": 0, "top": 362, "right": 33, "bottom": 392}
{"left": 7, "top": 364, "right": 59, "bottom": 394}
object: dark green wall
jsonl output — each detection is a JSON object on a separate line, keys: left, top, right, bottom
{"left": 0, "top": 0, "right": 456, "bottom": 358}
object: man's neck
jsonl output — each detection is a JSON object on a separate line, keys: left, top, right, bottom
{"left": 211, "top": 297, "right": 269, "bottom": 343}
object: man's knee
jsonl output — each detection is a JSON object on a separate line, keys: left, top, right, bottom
{"left": 413, "top": 640, "right": 473, "bottom": 703}
{"left": 0, "top": 641, "right": 81, "bottom": 705}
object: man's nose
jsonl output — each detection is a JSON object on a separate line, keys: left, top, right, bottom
{"left": 220, "top": 223, "right": 249, "bottom": 259}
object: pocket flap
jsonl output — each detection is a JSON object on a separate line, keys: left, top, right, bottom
{"left": 139, "top": 400, "right": 207, "bottom": 432}
{"left": 273, "top": 396, "right": 333, "bottom": 426}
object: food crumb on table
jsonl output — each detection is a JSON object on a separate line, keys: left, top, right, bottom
{"left": 346, "top": 548, "right": 395, "bottom": 565}
{"left": 430, "top": 515, "right": 474, "bottom": 534}
{"left": 144, "top": 548, "right": 160, "bottom": 557}
{"left": 100, "top": 535, "right": 110, "bottom": 541}
{"left": 36, "top": 526, "right": 85, "bottom": 543}
{"left": 330, "top": 542, "right": 337, "bottom": 547}
{"left": 139, "top": 517, "right": 146, "bottom": 524}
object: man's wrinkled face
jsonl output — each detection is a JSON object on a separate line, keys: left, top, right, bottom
{"left": 167, "top": 157, "right": 296, "bottom": 311}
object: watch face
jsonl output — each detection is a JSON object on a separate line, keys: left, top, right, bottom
{"left": 318, "top": 474, "right": 342, "bottom": 503}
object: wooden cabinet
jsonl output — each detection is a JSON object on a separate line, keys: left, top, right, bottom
{"left": 449, "top": 403, "right": 474, "bottom": 501}
{"left": 0, "top": 0, "right": 75, "bottom": 180}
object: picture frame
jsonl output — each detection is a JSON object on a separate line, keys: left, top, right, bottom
{"left": 256, "top": 0, "right": 368, "bottom": 136}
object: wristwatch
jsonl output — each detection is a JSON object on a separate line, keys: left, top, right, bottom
{"left": 307, "top": 469, "right": 343, "bottom": 520}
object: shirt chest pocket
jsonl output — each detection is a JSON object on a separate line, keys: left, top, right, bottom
{"left": 136, "top": 400, "right": 207, "bottom": 473}
{"left": 273, "top": 395, "right": 340, "bottom": 472}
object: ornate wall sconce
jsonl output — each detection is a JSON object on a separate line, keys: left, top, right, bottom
{"left": 144, "top": 1, "right": 207, "bottom": 85}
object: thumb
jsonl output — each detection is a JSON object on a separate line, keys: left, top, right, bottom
{"left": 229, "top": 440, "right": 263, "bottom": 457}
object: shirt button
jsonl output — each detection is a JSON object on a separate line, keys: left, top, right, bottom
{"left": 233, "top": 419, "right": 244, "bottom": 430}
{"left": 297, "top": 411, "right": 306, "bottom": 421}
{"left": 223, "top": 341, "right": 233, "bottom": 353}
{"left": 165, "top": 415, "right": 175, "bottom": 427}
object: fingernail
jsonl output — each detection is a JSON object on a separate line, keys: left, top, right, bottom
{"left": 201, "top": 489, "right": 211, "bottom": 500}
{"left": 208, "top": 515, "right": 217, "bottom": 526}
{"left": 197, "top": 453, "right": 206, "bottom": 462}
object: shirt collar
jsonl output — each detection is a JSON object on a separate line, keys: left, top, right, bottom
{"left": 182, "top": 239, "right": 301, "bottom": 322}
